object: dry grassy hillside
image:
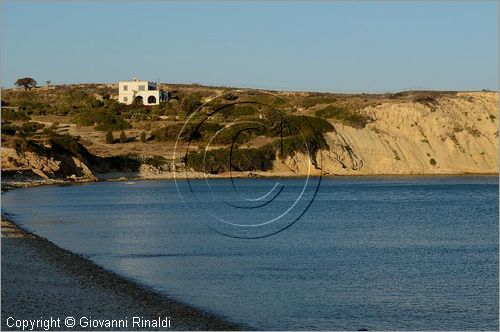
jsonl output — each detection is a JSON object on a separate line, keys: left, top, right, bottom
{"left": 1, "top": 83, "right": 498, "bottom": 181}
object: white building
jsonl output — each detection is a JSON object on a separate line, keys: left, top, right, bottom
{"left": 118, "top": 78, "right": 168, "bottom": 105}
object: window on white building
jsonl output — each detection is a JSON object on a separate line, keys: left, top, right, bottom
{"left": 123, "top": 85, "right": 128, "bottom": 91}
{"left": 123, "top": 97, "right": 128, "bottom": 102}
{"left": 139, "top": 85, "right": 145, "bottom": 91}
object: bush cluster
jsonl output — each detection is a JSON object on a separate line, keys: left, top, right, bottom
{"left": 1, "top": 121, "right": 44, "bottom": 136}
{"left": 182, "top": 114, "right": 332, "bottom": 174}
{"left": 49, "top": 134, "right": 85, "bottom": 155}
{"left": 2, "top": 109, "right": 30, "bottom": 121}
{"left": 181, "top": 93, "right": 203, "bottom": 115}
{"left": 1, "top": 123, "right": 17, "bottom": 135}
{"left": 315, "top": 105, "right": 369, "bottom": 128}
{"left": 217, "top": 104, "right": 259, "bottom": 120}
{"left": 185, "top": 145, "right": 275, "bottom": 173}
{"left": 74, "top": 110, "right": 131, "bottom": 131}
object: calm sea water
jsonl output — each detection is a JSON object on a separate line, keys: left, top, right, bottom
{"left": 2, "top": 176, "right": 498, "bottom": 330}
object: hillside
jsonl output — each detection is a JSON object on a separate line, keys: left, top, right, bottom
{"left": 1, "top": 83, "right": 498, "bottom": 183}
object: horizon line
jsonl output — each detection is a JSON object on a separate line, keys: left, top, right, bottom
{"left": 2, "top": 80, "right": 498, "bottom": 95}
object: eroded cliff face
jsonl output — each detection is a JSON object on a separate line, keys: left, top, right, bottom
{"left": 273, "top": 92, "right": 498, "bottom": 175}
{"left": 2, "top": 143, "right": 97, "bottom": 182}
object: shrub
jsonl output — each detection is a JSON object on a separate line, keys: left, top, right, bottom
{"left": 18, "top": 122, "right": 44, "bottom": 136}
{"left": 151, "top": 101, "right": 174, "bottom": 117}
{"left": 282, "top": 115, "right": 333, "bottom": 136}
{"left": 151, "top": 123, "right": 187, "bottom": 142}
{"left": 49, "top": 134, "right": 84, "bottom": 155}
{"left": 270, "top": 131, "right": 329, "bottom": 159}
{"left": 2, "top": 108, "right": 30, "bottom": 121}
{"left": 224, "top": 93, "right": 238, "bottom": 101}
{"left": 104, "top": 99, "right": 122, "bottom": 112}
{"left": 90, "top": 99, "right": 104, "bottom": 108}
{"left": 42, "top": 127, "right": 58, "bottom": 137}
{"left": 74, "top": 110, "right": 131, "bottom": 131}
{"left": 183, "top": 130, "right": 329, "bottom": 174}
{"left": 218, "top": 104, "right": 258, "bottom": 120}
{"left": 121, "top": 102, "right": 151, "bottom": 119}
{"left": 119, "top": 130, "right": 127, "bottom": 143}
{"left": 211, "top": 128, "right": 254, "bottom": 145}
{"left": 315, "top": 105, "right": 369, "bottom": 128}
{"left": 429, "top": 158, "right": 437, "bottom": 166}
{"left": 181, "top": 93, "right": 202, "bottom": 115}
{"left": 186, "top": 145, "right": 275, "bottom": 173}
{"left": 262, "top": 114, "right": 334, "bottom": 139}
{"left": 105, "top": 131, "right": 114, "bottom": 144}
{"left": 2, "top": 123, "right": 17, "bottom": 135}
{"left": 140, "top": 131, "right": 146, "bottom": 142}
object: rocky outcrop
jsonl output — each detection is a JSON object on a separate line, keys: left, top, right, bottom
{"left": 2, "top": 143, "right": 97, "bottom": 182}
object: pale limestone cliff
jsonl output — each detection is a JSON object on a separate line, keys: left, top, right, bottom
{"left": 274, "top": 92, "right": 498, "bottom": 175}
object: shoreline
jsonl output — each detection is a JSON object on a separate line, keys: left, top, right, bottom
{"left": 1, "top": 217, "right": 243, "bottom": 331}
{"left": 2, "top": 171, "right": 498, "bottom": 192}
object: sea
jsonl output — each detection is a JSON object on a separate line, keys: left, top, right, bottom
{"left": 2, "top": 176, "right": 498, "bottom": 330}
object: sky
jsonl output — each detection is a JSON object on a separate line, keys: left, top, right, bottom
{"left": 1, "top": 1, "right": 498, "bottom": 92}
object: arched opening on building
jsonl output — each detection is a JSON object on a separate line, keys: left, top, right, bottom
{"left": 147, "top": 95, "right": 157, "bottom": 104}
{"left": 133, "top": 96, "right": 143, "bottom": 105}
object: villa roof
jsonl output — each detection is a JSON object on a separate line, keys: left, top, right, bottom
{"left": 119, "top": 80, "right": 156, "bottom": 83}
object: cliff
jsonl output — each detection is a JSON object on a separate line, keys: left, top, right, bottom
{"left": 275, "top": 92, "right": 498, "bottom": 176}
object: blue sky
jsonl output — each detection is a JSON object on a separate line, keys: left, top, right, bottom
{"left": 1, "top": 1, "right": 498, "bottom": 92}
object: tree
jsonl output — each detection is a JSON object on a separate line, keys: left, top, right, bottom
{"left": 119, "top": 130, "right": 127, "bottom": 143}
{"left": 46, "top": 80, "right": 51, "bottom": 88}
{"left": 140, "top": 131, "right": 146, "bottom": 143}
{"left": 15, "top": 77, "right": 37, "bottom": 90}
{"left": 105, "top": 131, "right": 114, "bottom": 144}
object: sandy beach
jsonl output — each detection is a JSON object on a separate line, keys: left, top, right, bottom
{"left": 1, "top": 218, "right": 241, "bottom": 331}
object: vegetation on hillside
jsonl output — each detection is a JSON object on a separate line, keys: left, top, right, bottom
{"left": 315, "top": 105, "right": 369, "bottom": 128}
{"left": 74, "top": 109, "right": 131, "bottom": 131}
{"left": 179, "top": 111, "right": 334, "bottom": 173}
{"left": 1, "top": 82, "right": 469, "bottom": 175}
